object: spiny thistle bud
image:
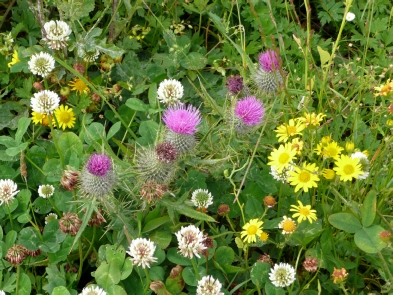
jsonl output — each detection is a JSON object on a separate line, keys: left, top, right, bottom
{"left": 263, "top": 195, "right": 277, "bottom": 208}
{"left": 73, "top": 62, "right": 85, "bottom": 75}
{"left": 61, "top": 169, "right": 79, "bottom": 191}
{"left": 6, "top": 244, "right": 27, "bottom": 266}
{"left": 88, "top": 208, "right": 106, "bottom": 227}
{"left": 331, "top": 267, "right": 348, "bottom": 284}
{"left": 156, "top": 142, "right": 178, "bottom": 163}
{"left": 217, "top": 204, "right": 230, "bottom": 216}
{"left": 303, "top": 257, "right": 318, "bottom": 273}
{"left": 59, "top": 212, "right": 82, "bottom": 236}
{"left": 163, "top": 104, "right": 201, "bottom": 154}
{"left": 253, "top": 50, "right": 283, "bottom": 93}
{"left": 226, "top": 75, "right": 244, "bottom": 94}
{"left": 136, "top": 147, "right": 177, "bottom": 184}
{"left": 140, "top": 181, "right": 168, "bottom": 203}
{"left": 79, "top": 153, "right": 117, "bottom": 199}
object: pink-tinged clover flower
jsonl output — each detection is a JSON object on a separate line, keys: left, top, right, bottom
{"left": 162, "top": 104, "right": 201, "bottom": 135}
{"left": 234, "top": 96, "right": 265, "bottom": 126}
{"left": 258, "top": 49, "right": 280, "bottom": 72}
{"left": 86, "top": 154, "right": 112, "bottom": 177}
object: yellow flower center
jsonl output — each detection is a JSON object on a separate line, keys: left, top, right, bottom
{"left": 282, "top": 220, "right": 296, "bottom": 233}
{"left": 287, "top": 126, "right": 297, "bottom": 135}
{"left": 299, "top": 207, "right": 310, "bottom": 216}
{"left": 260, "top": 232, "right": 269, "bottom": 242}
{"left": 343, "top": 164, "right": 354, "bottom": 175}
{"left": 298, "top": 171, "right": 311, "bottom": 182}
{"left": 327, "top": 147, "right": 338, "bottom": 157}
{"left": 278, "top": 153, "right": 290, "bottom": 164}
{"left": 247, "top": 225, "right": 258, "bottom": 235}
{"left": 58, "top": 111, "right": 71, "bottom": 123}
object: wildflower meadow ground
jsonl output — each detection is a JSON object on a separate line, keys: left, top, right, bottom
{"left": 0, "top": 0, "right": 393, "bottom": 294}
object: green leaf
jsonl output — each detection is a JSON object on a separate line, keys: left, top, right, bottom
{"left": 142, "top": 216, "right": 171, "bottom": 233}
{"left": 18, "top": 227, "right": 41, "bottom": 250}
{"left": 15, "top": 272, "right": 31, "bottom": 295}
{"left": 354, "top": 225, "right": 386, "bottom": 253}
{"left": 180, "top": 52, "right": 207, "bottom": 70}
{"left": 0, "top": 101, "right": 29, "bottom": 130}
{"left": 5, "top": 230, "right": 17, "bottom": 249}
{"left": 361, "top": 190, "right": 376, "bottom": 227}
{"left": 6, "top": 142, "right": 29, "bottom": 156}
{"left": 149, "top": 230, "right": 172, "bottom": 249}
{"left": 41, "top": 220, "right": 67, "bottom": 253}
{"left": 107, "top": 285, "right": 128, "bottom": 295}
{"left": 215, "top": 246, "right": 234, "bottom": 265}
{"left": 107, "top": 122, "right": 121, "bottom": 140}
{"left": 84, "top": 122, "right": 105, "bottom": 145}
{"left": 182, "top": 266, "right": 206, "bottom": 286}
{"left": 94, "top": 261, "right": 122, "bottom": 289}
{"left": 52, "top": 286, "right": 71, "bottom": 295}
{"left": 265, "top": 281, "right": 286, "bottom": 295}
{"left": 328, "top": 213, "right": 362, "bottom": 233}
{"left": 148, "top": 83, "right": 158, "bottom": 108}
{"left": 58, "top": 132, "right": 83, "bottom": 164}
{"left": 149, "top": 266, "right": 165, "bottom": 281}
{"left": 0, "top": 136, "right": 17, "bottom": 148}
{"left": 120, "top": 258, "right": 133, "bottom": 280}
{"left": 166, "top": 247, "right": 192, "bottom": 266}
{"left": 317, "top": 45, "right": 331, "bottom": 68}
{"left": 125, "top": 98, "right": 149, "bottom": 112}
{"left": 43, "top": 264, "right": 66, "bottom": 294}
{"left": 95, "top": 41, "right": 125, "bottom": 59}
{"left": 42, "top": 159, "right": 62, "bottom": 182}
{"left": 106, "top": 245, "right": 126, "bottom": 267}
{"left": 250, "top": 262, "right": 271, "bottom": 287}
{"left": 245, "top": 196, "right": 264, "bottom": 219}
{"left": 137, "top": 120, "right": 159, "bottom": 146}
{"left": 15, "top": 117, "right": 31, "bottom": 144}
{"left": 173, "top": 203, "right": 216, "bottom": 222}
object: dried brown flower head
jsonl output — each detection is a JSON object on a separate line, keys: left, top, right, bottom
{"left": 303, "top": 257, "right": 318, "bottom": 272}
{"left": 59, "top": 212, "right": 82, "bottom": 236}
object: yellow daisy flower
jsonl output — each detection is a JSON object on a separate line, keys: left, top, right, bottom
{"left": 290, "top": 200, "right": 317, "bottom": 224}
{"left": 241, "top": 219, "right": 263, "bottom": 244}
{"left": 374, "top": 79, "right": 393, "bottom": 97}
{"left": 290, "top": 138, "right": 304, "bottom": 155}
{"left": 31, "top": 111, "right": 46, "bottom": 125}
{"left": 298, "top": 112, "right": 326, "bottom": 127}
{"left": 322, "top": 168, "right": 335, "bottom": 180}
{"left": 53, "top": 105, "right": 76, "bottom": 130}
{"left": 315, "top": 140, "right": 343, "bottom": 160}
{"left": 288, "top": 162, "right": 319, "bottom": 193}
{"left": 274, "top": 119, "right": 306, "bottom": 142}
{"left": 8, "top": 50, "right": 21, "bottom": 68}
{"left": 345, "top": 142, "right": 355, "bottom": 153}
{"left": 267, "top": 143, "right": 297, "bottom": 173}
{"left": 278, "top": 216, "right": 296, "bottom": 234}
{"left": 259, "top": 231, "right": 269, "bottom": 242}
{"left": 333, "top": 155, "right": 363, "bottom": 182}
{"left": 68, "top": 78, "right": 90, "bottom": 94}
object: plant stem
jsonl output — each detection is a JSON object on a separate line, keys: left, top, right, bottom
{"left": 7, "top": 204, "right": 14, "bottom": 230}
{"left": 143, "top": 267, "right": 151, "bottom": 293}
{"left": 191, "top": 257, "right": 201, "bottom": 281}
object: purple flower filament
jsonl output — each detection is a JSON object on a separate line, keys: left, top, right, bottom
{"left": 234, "top": 96, "right": 265, "bottom": 126}
{"left": 86, "top": 154, "right": 112, "bottom": 177}
{"left": 258, "top": 49, "right": 280, "bottom": 72}
{"left": 162, "top": 104, "right": 201, "bottom": 135}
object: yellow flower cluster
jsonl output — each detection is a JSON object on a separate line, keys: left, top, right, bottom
{"left": 374, "top": 79, "right": 393, "bottom": 97}
{"left": 31, "top": 105, "right": 76, "bottom": 130}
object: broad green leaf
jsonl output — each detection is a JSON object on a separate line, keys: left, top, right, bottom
{"left": 107, "top": 121, "right": 121, "bottom": 140}
{"left": 173, "top": 204, "right": 216, "bottom": 222}
{"left": 6, "top": 142, "right": 29, "bottom": 156}
{"left": 84, "top": 122, "right": 105, "bottom": 145}
{"left": 265, "top": 281, "right": 286, "bottom": 295}
{"left": 94, "top": 261, "right": 122, "bottom": 289}
{"left": 180, "top": 52, "right": 207, "bottom": 70}
{"left": 120, "top": 258, "right": 133, "bottom": 280}
{"left": 18, "top": 227, "right": 41, "bottom": 250}
{"left": 354, "top": 225, "right": 386, "bottom": 253}
{"left": 107, "top": 285, "right": 128, "bottom": 295}
{"left": 149, "top": 230, "right": 172, "bottom": 249}
{"left": 125, "top": 98, "right": 149, "bottom": 112}
{"left": 328, "top": 213, "right": 362, "bottom": 233}
{"left": 182, "top": 266, "right": 206, "bottom": 286}
{"left": 95, "top": 42, "right": 125, "bottom": 59}
{"left": 41, "top": 220, "right": 67, "bottom": 253}
{"left": 250, "top": 262, "right": 271, "bottom": 287}
{"left": 15, "top": 273, "right": 31, "bottom": 295}
{"left": 142, "top": 216, "right": 171, "bottom": 233}
{"left": 317, "top": 45, "right": 331, "bottom": 68}
{"left": 166, "top": 247, "right": 192, "bottom": 266}
{"left": 58, "top": 132, "right": 83, "bottom": 164}
{"left": 5, "top": 230, "right": 17, "bottom": 249}
{"left": 245, "top": 196, "right": 264, "bottom": 219}
{"left": 0, "top": 101, "right": 29, "bottom": 130}
{"left": 43, "top": 264, "right": 66, "bottom": 294}
{"left": 52, "top": 286, "right": 71, "bottom": 295}
{"left": 137, "top": 120, "right": 159, "bottom": 146}
{"left": 15, "top": 117, "right": 31, "bottom": 144}
{"left": 149, "top": 266, "right": 165, "bottom": 281}
{"left": 361, "top": 190, "right": 376, "bottom": 227}
{"left": 0, "top": 136, "right": 16, "bottom": 148}
{"left": 42, "top": 159, "right": 62, "bottom": 182}
{"left": 215, "top": 246, "right": 234, "bottom": 265}
{"left": 106, "top": 245, "right": 126, "bottom": 267}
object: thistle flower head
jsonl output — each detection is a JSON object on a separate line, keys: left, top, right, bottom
{"left": 191, "top": 189, "right": 213, "bottom": 209}
{"left": 59, "top": 212, "right": 82, "bottom": 236}
{"left": 79, "top": 285, "right": 107, "bottom": 295}
{"left": 0, "top": 179, "right": 19, "bottom": 206}
{"left": 155, "top": 142, "right": 178, "bottom": 163}
{"left": 258, "top": 49, "right": 280, "bottom": 72}
{"left": 28, "top": 52, "right": 55, "bottom": 77}
{"left": 234, "top": 96, "right": 265, "bottom": 126}
{"left": 43, "top": 20, "right": 72, "bottom": 50}
{"left": 196, "top": 276, "right": 224, "bottom": 295}
{"left": 127, "top": 238, "right": 157, "bottom": 269}
{"left": 30, "top": 90, "right": 60, "bottom": 114}
{"left": 269, "top": 262, "right": 296, "bottom": 287}
{"left": 163, "top": 104, "right": 201, "bottom": 135}
{"left": 86, "top": 154, "right": 112, "bottom": 177}
{"left": 175, "top": 224, "right": 206, "bottom": 258}
{"left": 140, "top": 181, "right": 168, "bottom": 203}
{"left": 226, "top": 75, "right": 244, "bottom": 94}
{"left": 38, "top": 184, "right": 55, "bottom": 198}
{"left": 157, "top": 79, "right": 184, "bottom": 105}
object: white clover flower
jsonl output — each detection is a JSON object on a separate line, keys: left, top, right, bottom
{"left": 175, "top": 224, "right": 206, "bottom": 259}
{"left": 0, "top": 179, "right": 19, "bottom": 206}
{"left": 346, "top": 12, "right": 355, "bottom": 22}
{"left": 270, "top": 165, "right": 293, "bottom": 183}
{"left": 43, "top": 20, "right": 72, "bottom": 50}
{"left": 269, "top": 262, "right": 296, "bottom": 288}
{"left": 79, "top": 285, "right": 106, "bottom": 295}
{"left": 28, "top": 52, "right": 55, "bottom": 77}
{"left": 45, "top": 213, "right": 58, "bottom": 224}
{"left": 30, "top": 90, "right": 60, "bottom": 114}
{"left": 0, "top": 290, "right": 5, "bottom": 295}
{"left": 351, "top": 151, "right": 370, "bottom": 180}
{"left": 38, "top": 184, "right": 55, "bottom": 198}
{"left": 196, "top": 276, "right": 224, "bottom": 295}
{"left": 191, "top": 189, "right": 213, "bottom": 209}
{"left": 82, "top": 49, "right": 100, "bottom": 63}
{"left": 126, "top": 238, "right": 157, "bottom": 269}
{"left": 157, "top": 79, "right": 184, "bottom": 105}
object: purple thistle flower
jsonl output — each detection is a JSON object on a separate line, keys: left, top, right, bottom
{"left": 226, "top": 75, "right": 244, "bottom": 94}
{"left": 86, "top": 154, "right": 112, "bottom": 177}
{"left": 258, "top": 49, "right": 280, "bottom": 72}
{"left": 162, "top": 104, "right": 201, "bottom": 135}
{"left": 234, "top": 96, "right": 265, "bottom": 126}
